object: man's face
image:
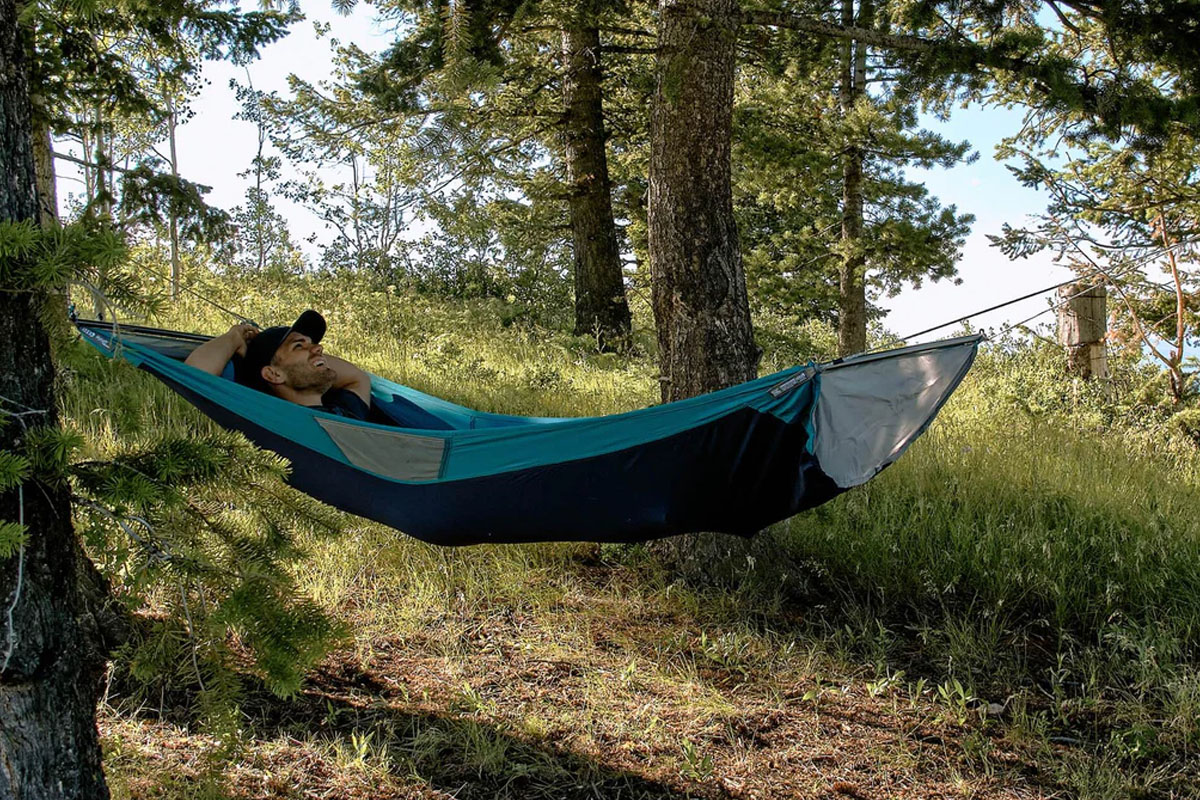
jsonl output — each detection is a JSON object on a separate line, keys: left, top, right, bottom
{"left": 265, "top": 332, "right": 337, "bottom": 393}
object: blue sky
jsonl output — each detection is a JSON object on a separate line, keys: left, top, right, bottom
{"left": 59, "top": 6, "right": 1077, "bottom": 344}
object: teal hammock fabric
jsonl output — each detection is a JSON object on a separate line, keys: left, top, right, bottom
{"left": 76, "top": 320, "right": 980, "bottom": 546}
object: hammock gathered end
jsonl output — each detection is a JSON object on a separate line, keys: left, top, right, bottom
{"left": 75, "top": 320, "right": 980, "bottom": 546}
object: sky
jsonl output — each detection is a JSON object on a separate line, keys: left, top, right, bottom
{"left": 58, "top": 5, "right": 1079, "bottom": 345}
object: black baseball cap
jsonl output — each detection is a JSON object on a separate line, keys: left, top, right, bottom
{"left": 234, "top": 309, "right": 327, "bottom": 392}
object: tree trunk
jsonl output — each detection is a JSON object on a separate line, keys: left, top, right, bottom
{"left": 649, "top": 0, "right": 757, "bottom": 401}
{"left": 0, "top": 4, "right": 117, "bottom": 795}
{"left": 167, "top": 100, "right": 181, "bottom": 300}
{"left": 31, "top": 118, "right": 57, "bottom": 226}
{"left": 1056, "top": 282, "right": 1107, "bottom": 380}
{"left": 562, "top": 17, "right": 632, "bottom": 350}
{"left": 837, "top": 0, "right": 869, "bottom": 357}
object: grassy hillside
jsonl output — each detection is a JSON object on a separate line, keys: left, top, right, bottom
{"left": 68, "top": 269, "right": 1200, "bottom": 798}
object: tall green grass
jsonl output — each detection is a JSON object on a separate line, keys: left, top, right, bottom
{"left": 785, "top": 411, "right": 1200, "bottom": 639}
{"left": 81, "top": 267, "right": 1200, "bottom": 659}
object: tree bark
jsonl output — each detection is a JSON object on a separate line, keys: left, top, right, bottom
{"left": 837, "top": 0, "right": 869, "bottom": 357}
{"left": 31, "top": 118, "right": 57, "bottom": 226}
{"left": 0, "top": 3, "right": 116, "bottom": 795}
{"left": 167, "top": 100, "right": 181, "bottom": 299}
{"left": 562, "top": 16, "right": 632, "bottom": 350}
{"left": 1056, "top": 283, "right": 1107, "bottom": 380}
{"left": 649, "top": 0, "right": 758, "bottom": 401}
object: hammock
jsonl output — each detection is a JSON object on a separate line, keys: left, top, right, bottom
{"left": 75, "top": 320, "right": 980, "bottom": 546}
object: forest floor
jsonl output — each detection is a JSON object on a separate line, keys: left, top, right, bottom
{"left": 102, "top": 562, "right": 1068, "bottom": 800}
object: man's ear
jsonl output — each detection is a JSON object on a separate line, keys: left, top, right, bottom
{"left": 261, "top": 364, "right": 285, "bottom": 386}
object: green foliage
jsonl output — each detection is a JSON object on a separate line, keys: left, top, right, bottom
{"left": 0, "top": 218, "right": 158, "bottom": 341}
{"left": 227, "top": 80, "right": 308, "bottom": 275}
{"left": 733, "top": 21, "right": 974, "bottom": 324}
{"left": 882, "top": 1, "right": 1200, "bottom": 143}
{"left": 34, "top": 0, "right": 296, "bottom": 261}
{"left": 28, "top": 0, "right": 294, "bottom": 131}
{"left": 0, "top": 219, "right": 126, "bottom": 290}
{"left": 115, "top": 167, "right": 234, "bottom": 252}
{"left": 1170, "top": 408, "right": 1200, "bottom": 445}
{"left": 65, "top": 402, "right": 346, "bottom": 708}
{"left": 23, "top": 427, "right": 84, "bottom": 481}
{"left": 0, "top": 451, "right": 32, "bottom": 493}
{"left": 994, "top": 107, "right": 1200, "bottom": 401}
{"left": 0, "top": 521, "right": 29, "bottom": 560}
{"left": 0, "top": 220, "right": 345, "bottom": 728}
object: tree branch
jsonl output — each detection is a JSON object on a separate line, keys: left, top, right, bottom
{"left": 739, "top": 9, "right": 1040, "bottom": 77}
{"left": 53, "top": 150, "right": 136, "bottom": 174}
{"left": 601, "top": 45, "right": 659, "bottom": 55}
{"left": 741, "top": 10, "right": 938, "bottom": 54}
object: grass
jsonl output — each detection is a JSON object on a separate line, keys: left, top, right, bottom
{"left": 66, "top": 267, "right": 1200, "bottom": 798}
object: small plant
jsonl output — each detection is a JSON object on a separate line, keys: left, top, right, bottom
{"left": 680, "top": 739, "right": 714, "bottom": 781}
{"left": 454, "top": 682, "right": 496, "bottom": 716}
{"left": 800, "top": 686, "right": 827, "bottom": 705}
{"left": 936, "top": 678, "right": 975, "bottom": 726}
{"left": 347, "top": 730, "right": 373, "bottom": 769}
{"left": 866, "top": 669, "right": 905, "bottom": 698}
{"left": 697, "top": 630, "right": 754, "bottom": 677}
{"left": 907, "top": 677, "right": 928, "bottom": 710}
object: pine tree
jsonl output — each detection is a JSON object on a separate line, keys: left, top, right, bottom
{"left": 323, "top": 0, "right": 635, "bottom": 346}
{"left": 1, "top": 6, "right": 343, "bottom": 795}
{"left": 231, "top": 79, "right": 307, "bottom": 275}
{"left": 650, "top": 0, "right": 759, "bottom": 400}
{"left": 36, "top": 1, "right": 294, "bottom": 254}
{"left": 0, "top": 6, "right": 120, "bottom": 791}
{"left": 734, "top": 4, "right": 973, "bottom": 352}
{"left": 995, "top": 60, "right": 1200, "bottom": 401}
{"left": 648, "top": 0, "right": 1200, "bottom": 396}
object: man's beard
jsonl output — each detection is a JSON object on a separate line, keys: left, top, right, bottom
{"left": 281, "top": 361, "right": 337, "bottom": 394}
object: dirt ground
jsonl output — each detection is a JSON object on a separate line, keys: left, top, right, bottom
{"left": 103, "top": 601, "right": 1062, "bottom": 800}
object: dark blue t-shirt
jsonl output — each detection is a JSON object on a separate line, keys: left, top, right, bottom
{"left": 309, "top": 387, "right": 372, "bottom": 421}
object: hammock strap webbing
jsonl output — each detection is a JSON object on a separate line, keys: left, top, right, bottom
{"left": 898, "top": 238, "right": 1196, "bottom": 342}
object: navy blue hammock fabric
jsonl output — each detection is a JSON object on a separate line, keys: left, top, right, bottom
{"left": 76, "top": 320, "right": 980, "bottom": 546}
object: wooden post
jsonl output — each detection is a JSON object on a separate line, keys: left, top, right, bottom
{"left": 1056, "top": 283, "right": 1107, "bottom": 379}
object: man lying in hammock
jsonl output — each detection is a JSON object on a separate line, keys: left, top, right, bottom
{"left": 185, "top": 310, "right": 377, "bottom": 422}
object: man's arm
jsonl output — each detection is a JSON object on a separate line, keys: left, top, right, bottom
{"left": 322, "top": 353, "right": 372, "bottom": 404}
{"left": 184, "top": 324, "right": 257, "bottom": 375}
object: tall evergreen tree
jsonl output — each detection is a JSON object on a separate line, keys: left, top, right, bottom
{"left": 562, "top": 2, "right": 634, "bottom": 348}
{"left": 650, "top": 0, "right": 758, "bottom": 400}
{"left": 735, "top": 2, "right": 973, "bottom": 353}
{"left": 836, "top": 0, "right": 870, "bottom": 355}
{"left": 994, "top": 37, "right": 1200, "bottom": 400}
{"left": 1, "top": 6, "right": 340, "bottom": 796}
{"left": 336, "top": 0, "right": 636, "bottom": 346}
{"left": 0, "top": 2, "right": 119, "bottom": 793}
{"left": 231, "top": 80, "right": 307, "bottom": 274}
{"left": 648, "top": 0, "right": 1200, "bottom": 396}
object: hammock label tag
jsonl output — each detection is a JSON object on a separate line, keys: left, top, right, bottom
{"left": 769, "top": 367, "right": 815, "bottom": 398}
{"left": 78, "top": 325, "right": 114, "bottom": 353}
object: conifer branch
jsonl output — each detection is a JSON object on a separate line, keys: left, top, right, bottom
{"left": 738, "top": 9, "right": 1042, "bottom": 76}
{"left": 601, "top": 25, "right": 654, "bottom": 38}
{"left": 740, "top": 10, "right": 944, "bottom": 55}
{"left": 601, "top": 45, "right": 659, "bottom": 55}
{"left": 53, "top": 150, "right": 137, "bottom": 175}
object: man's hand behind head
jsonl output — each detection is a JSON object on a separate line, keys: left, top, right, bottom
{"left": 226, "top": 323, "right": 259, "bottom": 358}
